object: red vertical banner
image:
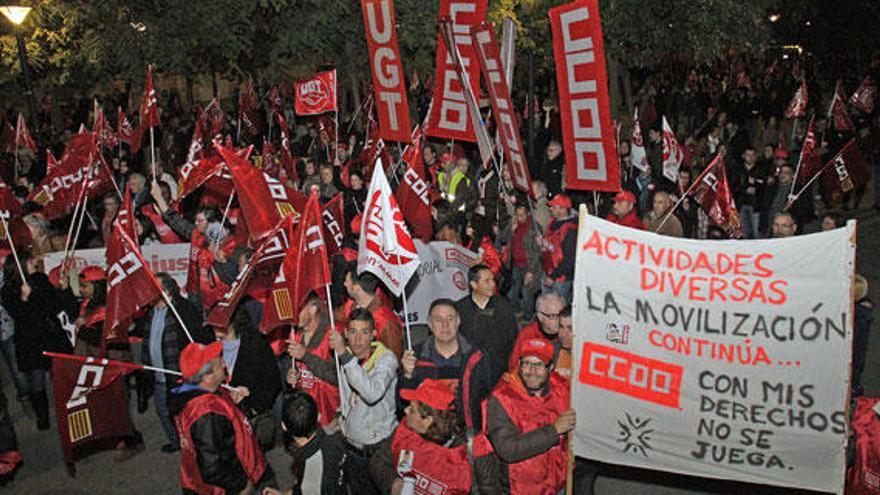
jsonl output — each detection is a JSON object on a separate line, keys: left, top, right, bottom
{"left": 549, "top": 0, "right": 620, "bottom": 192}
{"left": 361, "top": 0, "right": 412, "bottom": 142}
{"left": 425, "top": 0, "right": 487, "bottom": 142}
{"left": 471, "top": 22, "right": 533, "bottom": 196}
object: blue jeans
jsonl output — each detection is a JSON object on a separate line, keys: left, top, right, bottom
{"left": 154, "top": 381, "right": 177, "bottom": 445}
{"left": 0, "top": 337, "right": 28, "bottom": 400}
{"left": 739, "top": 205, "right": 761, "bottom": 239}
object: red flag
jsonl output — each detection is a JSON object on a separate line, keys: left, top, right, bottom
{"left": 294, "top": 71, "right": 338, "bottom": 116}
{"left": 829, "top": 81, "right": 854, "bottom": 132}
{"left": 471, "top": 22, "right": 535, "bottom": 196}
{"left": 549, "top": 0, "right": 621, "bottom": 192}
{"left": 689, "top": 155, "right": 742, "bottom": 239}
{"left": 104, "top": 226, "right": 162, "bottom": 342}
{"left": 139, "top": 65, "right": 160, "bottom": 129}
{"left": 116, "top": 183, "right": 138, "bottom": 242}
{"left": 321, "top": 193, "right": 345, "bottom": 256}
{"left": 396, "top": 157, "right": 434, "bottom": 242}
{"left": 820, "top": 139, "right": 870, "bottom": 198}
{"left": 199, "top": 99, "right": 225, "bottom": 144}
{"left": 116, "top": 107, "right": 138, "bottom": 150}
{"left": 215, "top": 141, "right": 301, "bottom": 243}
{"left": 139, "top": 204, "right": 183, "bottom": 244}
{"left": 261, "top": 190, "right": 330, "bottom": 332}
{"left": 28, "top": 133, "right": 102, "bottom": 219}
{"left": 784, "top": 80, "right": 808, "bottom": 119}
{"left": 850, "top": 76, "right": 876, "bottom": 114}
{"left": 46, "top": 148, "right": 59, "bottom": 173}
{"left": 239, "top": 79, "right": 261, "bottom": 137}
{"left": 360, "top": 0, "right": 411, "bottom": 142}
{"left": 794, "top": 116, "right": 822, "bottom": 190}
{"left": 277, "top": 114, "right": 299, "bottom": 186}
{"left": 0, "top": 179, "right": 31, "bottom": 250}
{"left": 206, "top": 215, "right": 295, "bottom": 329}
{"left": 49, "top": 354, "right": 133, "bottom": 465}
{"left": 94, "top": 107, "right": 118, "bottom": 149}
{"left": 425, "top": 0, "right": 488, "bottom": 143}
{"left": 15, "top": 113, "right": 36, "bottom": 153}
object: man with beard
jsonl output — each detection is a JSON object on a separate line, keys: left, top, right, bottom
{"left": 485, "top": 338, "right": 574, "bottom": 494}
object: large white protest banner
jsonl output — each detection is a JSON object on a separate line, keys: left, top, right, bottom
{"left": 571, "top": 208, "right": 855, "bottom": 493}
{"left": 404, "top": 240, "right": 477, "bottom": 325}
{"left": 44, "top": 243, "right": 190, "bottom": 289}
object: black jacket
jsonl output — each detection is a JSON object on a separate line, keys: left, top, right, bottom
{"left": 288, "top": 429, "right": 345, "bottom": 495}
{"left": 168, "top": 387, "right": 277, "bottom": 494}
{"left": 227, "top": 329, "right": 282, "bottom": 418}
{"left": 1, "top": 272, "right": 72, "bottom": 371}
{"left": 396, "top": 334, "right": 493, "bottom": 431}
{"left": 456, "top": 295, "right": 518, "bottom": 386}
{"left": 135, "top": 295, "right": 210, "bottom": 375}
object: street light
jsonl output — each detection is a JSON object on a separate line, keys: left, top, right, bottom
{"left": 1, "top": 6, "right": 38, "bottom": 133}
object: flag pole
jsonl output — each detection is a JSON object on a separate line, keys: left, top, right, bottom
{"left": 220, "top": 191, "right": 236, "bottom": 231}
{"left": 324, "top": 283, "right": 349, "bottom": 427}
{"left": 43, "top": 352, "right": 237, "bottom": 391}
{"left": 149, "top": 126, "right": 157, "bottom": 183}
{"left": 784, "top": 159, "right": 832, "bottom": 212}
{"left": 396, "top": 252, "right": 413, "bottom": 351}
{"left": 62, "top": 156, "right": 97, "bottom": 267}
{"left": 117, "top": 228, "right": 195, "bottom": 343}
{"left": 0, "top": 214, "right": 27, "bottom": 288}
{"left": 654, "top": 158, "right": 714, "bottom": 233}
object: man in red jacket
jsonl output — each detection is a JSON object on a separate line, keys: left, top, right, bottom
{"left": 537, "top": 194, "right": 577, "bottom": 302}
{"left": 169, "top": 342, "right": 276, "bottom": 495}
{"left": 606, "top": 190, "right": 645, "bottom": 230}
{"left": 486, "top": 338, "right": 575, "bottom": 494}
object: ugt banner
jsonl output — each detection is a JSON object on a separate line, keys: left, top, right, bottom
{"left": 404, "top": 240, "right": 477, "bottom": 325}
{"left": 571, "top": 211, "right": 855, "bottom": 493}
{"left": 361, "top": 0, "right": 411, "bottom": 142}
{"left": 425, "top": 0, "right": 487, "bottom": 143}
{"left": 295, "top": 70, "right": 338, "bottom": 116}
{"left": 549, "top": 0, "right": 620, "bottom": 192}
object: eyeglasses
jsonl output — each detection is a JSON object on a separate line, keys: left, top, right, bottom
{"left": 519, "top": 359, "right": 549, "bottom": 370}
{"left": 539, "top": 311, "right": 562, "bottom": 320}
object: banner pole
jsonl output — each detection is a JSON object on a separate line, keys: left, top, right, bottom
{"left": 0, "top": 213, "right": 27, "bottom": 287}
{"left": 396, "top": 252, "right": 413, "bottom": 351}
{"left": 654, "top": 156, "right": 715, "bottom": 233}
{"left": 325, "top": 283, "right": 349, "bottom": 428}
{"left": 220, "top": 190, "right": 236, "bottom": 231}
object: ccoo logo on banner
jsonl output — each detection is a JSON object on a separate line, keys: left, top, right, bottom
{"left": 570, "top": 210, "right": 855, "bottom": 493}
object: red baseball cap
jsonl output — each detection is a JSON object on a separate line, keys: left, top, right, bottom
{"left": 773, "top": 148, "right": 789, "bottom": 159}
{"left": 547, "top": 194, "right": 572, "bottom": 209}
{"left": 179, "top": 341, "right": 222, "bottom": 379}
{"left": 613, "top": 190, "right": 636, "bottom": 203}
{"left": 79, "top": 266, "right": 106, "bottom": 283}
{"left": 519, "top": 338, "right": 554, "bottom": 365}
{"left": 400, "top": 379, "right": 456, "bottom": 411}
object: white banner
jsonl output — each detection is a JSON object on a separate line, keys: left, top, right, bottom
{"left": 43, "top": 243, "right": 190, "bottom": 290}
{"left": 404, "top": 240, "right": 477, "bottom": 325}
{"left": 571, "top": 209, "right": 854, "bottom": 493}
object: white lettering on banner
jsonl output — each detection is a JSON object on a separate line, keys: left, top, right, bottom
{"left": 366, "top": 1, "right": 404, "bottom": 133}
{"left": 265, "top": 174, "right": 288, "bottom": 201}
{"left": 702, "top": 172, "right": 719, "bottom": 191}
{"left": 66, "top": 359, "right": 108, "bottom": 409}
{"left": 405, "top": 240, "right": 476, "bottom": 325}
{"left": 403, "top": 168, "right": 430, "bottom": 205}
{"left": 179, "top": 160, "right": 195, "bottom": 181}
{"left": 305, "top": 225, "right": 324, "bottom": 251}
{"left": 438, "top": 3, "right": 476, "bottom": 132}
{"left": 833, "top": 157, "right": 854, "bottom": 191}
{"left": 558, "top": 6, "right": 606, "bottom": 182}
{"left": 44, "top": 243, "right": 191, "bottom": 290}
{"left": 322, "top": 209, "right": 344, "bottom": 248}
{"left": 107, "top": 252, "right": 143, "bottom": 288}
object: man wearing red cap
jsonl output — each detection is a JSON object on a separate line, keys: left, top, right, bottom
{"left": 370, "top": 379, "right": 500, "bottom": 494}
{"left": 485, "top": 338, "right": 575, "bottom": 494}
{"left": 169, "top": 342, "right": 276, "bottom": 495}
{"left": 537, "top": 193, "right": 577, "bottom": 302}
{"left": 606, "top": 190, "right": 645, "bottom": 230}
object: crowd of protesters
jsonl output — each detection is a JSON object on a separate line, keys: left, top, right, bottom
{"left": 0, "top": 49, "right": 874, "bottom": 494}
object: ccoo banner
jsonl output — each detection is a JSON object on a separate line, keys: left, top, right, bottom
{"left": 425, "top": 0, "right": 487, "bottom": 143}
{"left": 571, "top": 210, "right": 854, "bottom": 493}
{"left": 549, "top": 0, "right": 620, "bottom": 192}
{"left": 404, "top": 240, "right": 477, "bottom": 325}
